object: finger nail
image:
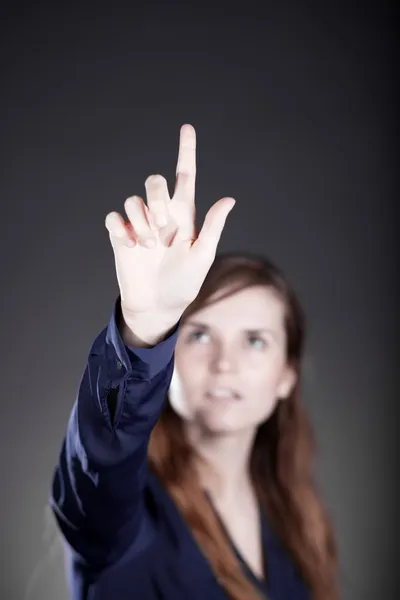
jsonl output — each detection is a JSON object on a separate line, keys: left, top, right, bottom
{"left": 145, "top": 238, "right": 156, "bottom": 248}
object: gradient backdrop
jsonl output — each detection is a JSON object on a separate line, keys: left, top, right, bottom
{"left": 0, "top": 4, "right": 397, "bottom": 600}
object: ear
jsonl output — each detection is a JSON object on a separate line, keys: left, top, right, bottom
{"left": 277, "top": 366, "right": 297, "bottom": 400}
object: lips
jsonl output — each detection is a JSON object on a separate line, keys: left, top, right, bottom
{"left": 205, "top": 387, "right": 241, "bottom": 400}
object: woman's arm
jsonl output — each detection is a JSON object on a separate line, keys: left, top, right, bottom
{"left": 50, "top": 297, "right": 179, "bottom": 571}
{"left": 51, "top": 123, "right": 234, "bottom": 574}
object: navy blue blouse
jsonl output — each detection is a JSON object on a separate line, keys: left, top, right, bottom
{"left": 50, "top": 298, "right": 310, "bottom": 600}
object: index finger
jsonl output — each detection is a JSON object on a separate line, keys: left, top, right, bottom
{"left": 174, "top": 124, "right": 196, "bottom": 200}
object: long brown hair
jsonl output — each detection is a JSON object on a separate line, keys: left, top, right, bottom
{"left": 149, "top": 251, "right": 339, "bottom": 600}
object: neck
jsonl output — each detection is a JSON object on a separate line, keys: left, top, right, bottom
{"left": 187, "top": 426, "right": 257, "bottom": 504}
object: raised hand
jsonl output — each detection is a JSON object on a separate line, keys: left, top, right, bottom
{"left": 105, "top": 125, "right": 235, "bottom": 325}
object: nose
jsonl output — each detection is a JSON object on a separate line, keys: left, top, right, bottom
{"left": 209, "top": 342, "right": 238, "bottom": 373}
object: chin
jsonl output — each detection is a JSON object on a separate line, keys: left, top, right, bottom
{"left": 196, "top": 411, "right": 254, "bottom": 436}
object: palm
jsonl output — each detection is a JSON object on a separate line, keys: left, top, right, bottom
{"left": 113, "top": 234, "right": 195, "bottom": 315}
{"left": 106, "top": 125, "right": 235, "bottom": 316}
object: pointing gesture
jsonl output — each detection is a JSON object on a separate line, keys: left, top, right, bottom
{"left": 105, "top": 125, "right": 235, "bottom": 324}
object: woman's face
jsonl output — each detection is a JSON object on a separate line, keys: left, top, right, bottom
{"left": 169, "top": 285, "right": 296, "bottom": 435}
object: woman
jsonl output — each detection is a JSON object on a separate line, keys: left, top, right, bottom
{"left": 51, "top": 125, "right": 339, "bottom": 600}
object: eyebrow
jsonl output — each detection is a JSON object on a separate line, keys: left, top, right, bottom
{"left": 184, "top": 320, "right": 278, "bottom": 337}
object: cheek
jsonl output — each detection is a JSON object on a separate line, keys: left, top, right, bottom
{"left": 252, "top": 360, "right": 285, "bottom": 390}
{"left": 242, "top": 358, "right": 287, "bottom": 418}
{"left": 174, "top": 343, "right": 208, "bottom": 386}
{"left": 168, "top": 357, "right": 206, "bottom": 419}
{"left": 246, "top": 375, "right": 279, "bottom": 411}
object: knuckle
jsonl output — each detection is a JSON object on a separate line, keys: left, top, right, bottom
{"left": 178, "top": 171, "right": 190, "bottom": 182}
{"left": 139, "top": 236, "right": 156, "bottom": 248}
{"left": 149, "top": 199, "right": 166, "bottom": 211}
{"left": 151, "top": 209, "right": 167, "bottom": 227}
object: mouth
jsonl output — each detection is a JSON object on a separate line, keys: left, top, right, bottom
{"left": 205, "top": 387, "right": 242, "bottom": 402}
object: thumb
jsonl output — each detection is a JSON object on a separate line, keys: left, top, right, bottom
{"left": 192, "top": 197, "right": 236, "bottom": 257}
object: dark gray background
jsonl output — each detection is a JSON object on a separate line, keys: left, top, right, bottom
{"left": 0, "top": 4, "right": 397, "bottom": 600}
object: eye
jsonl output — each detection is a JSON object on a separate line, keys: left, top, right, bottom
{"left": 186, "top": 330, "right": 210, "bottom": 344}
{"left": 248, "top": 335, "right": 267, "bottom": 350}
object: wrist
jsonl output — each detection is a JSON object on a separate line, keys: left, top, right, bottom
{"left": 120, "top": 309, "right": 182, "bottom": 348}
